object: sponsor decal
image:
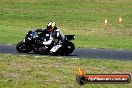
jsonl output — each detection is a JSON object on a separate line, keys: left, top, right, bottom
{"left": 76, "top": 66, "right": 131, "bottom": 85}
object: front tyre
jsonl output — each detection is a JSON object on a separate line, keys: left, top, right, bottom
{"left": 16, "top": 41, "right": 32, "bottom": 53}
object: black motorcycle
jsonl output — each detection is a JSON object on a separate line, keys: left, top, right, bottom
{"left": 16, "top": 29, "right": 75, "bottom": 55}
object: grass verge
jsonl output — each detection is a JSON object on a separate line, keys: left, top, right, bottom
{"left": 0, "top": 54, "right": 132, "bottom": 88}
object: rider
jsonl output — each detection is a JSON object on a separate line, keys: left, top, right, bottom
{"left": 40, "top": 21, "right": 65, "bottom": 53}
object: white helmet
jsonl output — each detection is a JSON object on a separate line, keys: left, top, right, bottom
{"left": 47, "top": 21, "right": 56, "bottom": 31}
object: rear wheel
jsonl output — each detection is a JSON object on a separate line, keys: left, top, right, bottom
{"left": 16, "top": 41, "right": 32, "bottom": 53}
{"left": 61, "top": 41, "right": 75, "bottom": 55}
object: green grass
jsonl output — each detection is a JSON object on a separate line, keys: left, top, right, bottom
{"left": 0, "top": 1, "right": 132, "bottom": 87}
{"left": 0, "top": 54, "right": 132, "bottom": 88}
{"left": 0, "top": 0, "right": 132, "bottom": 49}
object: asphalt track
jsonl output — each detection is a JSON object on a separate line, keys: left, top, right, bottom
{"left": 0, "top": 44, "right": 132, "bottom": 61}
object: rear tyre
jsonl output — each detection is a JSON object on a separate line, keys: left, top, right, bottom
{"left": 16, "top": 41, "right": 32, "bottom": 53}
{"left": 61, "top": 41, "right": 75, "bottom": 55}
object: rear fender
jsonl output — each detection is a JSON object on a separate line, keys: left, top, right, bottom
{"left": 65, "top": 35, "right": 75, "bottom": 41}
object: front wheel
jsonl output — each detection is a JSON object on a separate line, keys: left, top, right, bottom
{"left": 16, "top": 41, "right": 32, "bottom": 53}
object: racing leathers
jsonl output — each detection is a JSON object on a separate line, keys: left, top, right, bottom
{"left": 42, "top": 27, "right": 65, "bottom": 53}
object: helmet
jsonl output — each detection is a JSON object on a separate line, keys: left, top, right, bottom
{"left": 47, "top": 21, "right": 56, "bottom": 31}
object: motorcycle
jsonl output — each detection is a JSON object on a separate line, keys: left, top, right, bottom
{"left": 16, "top": 29, "right": 75, "bottom": 55}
